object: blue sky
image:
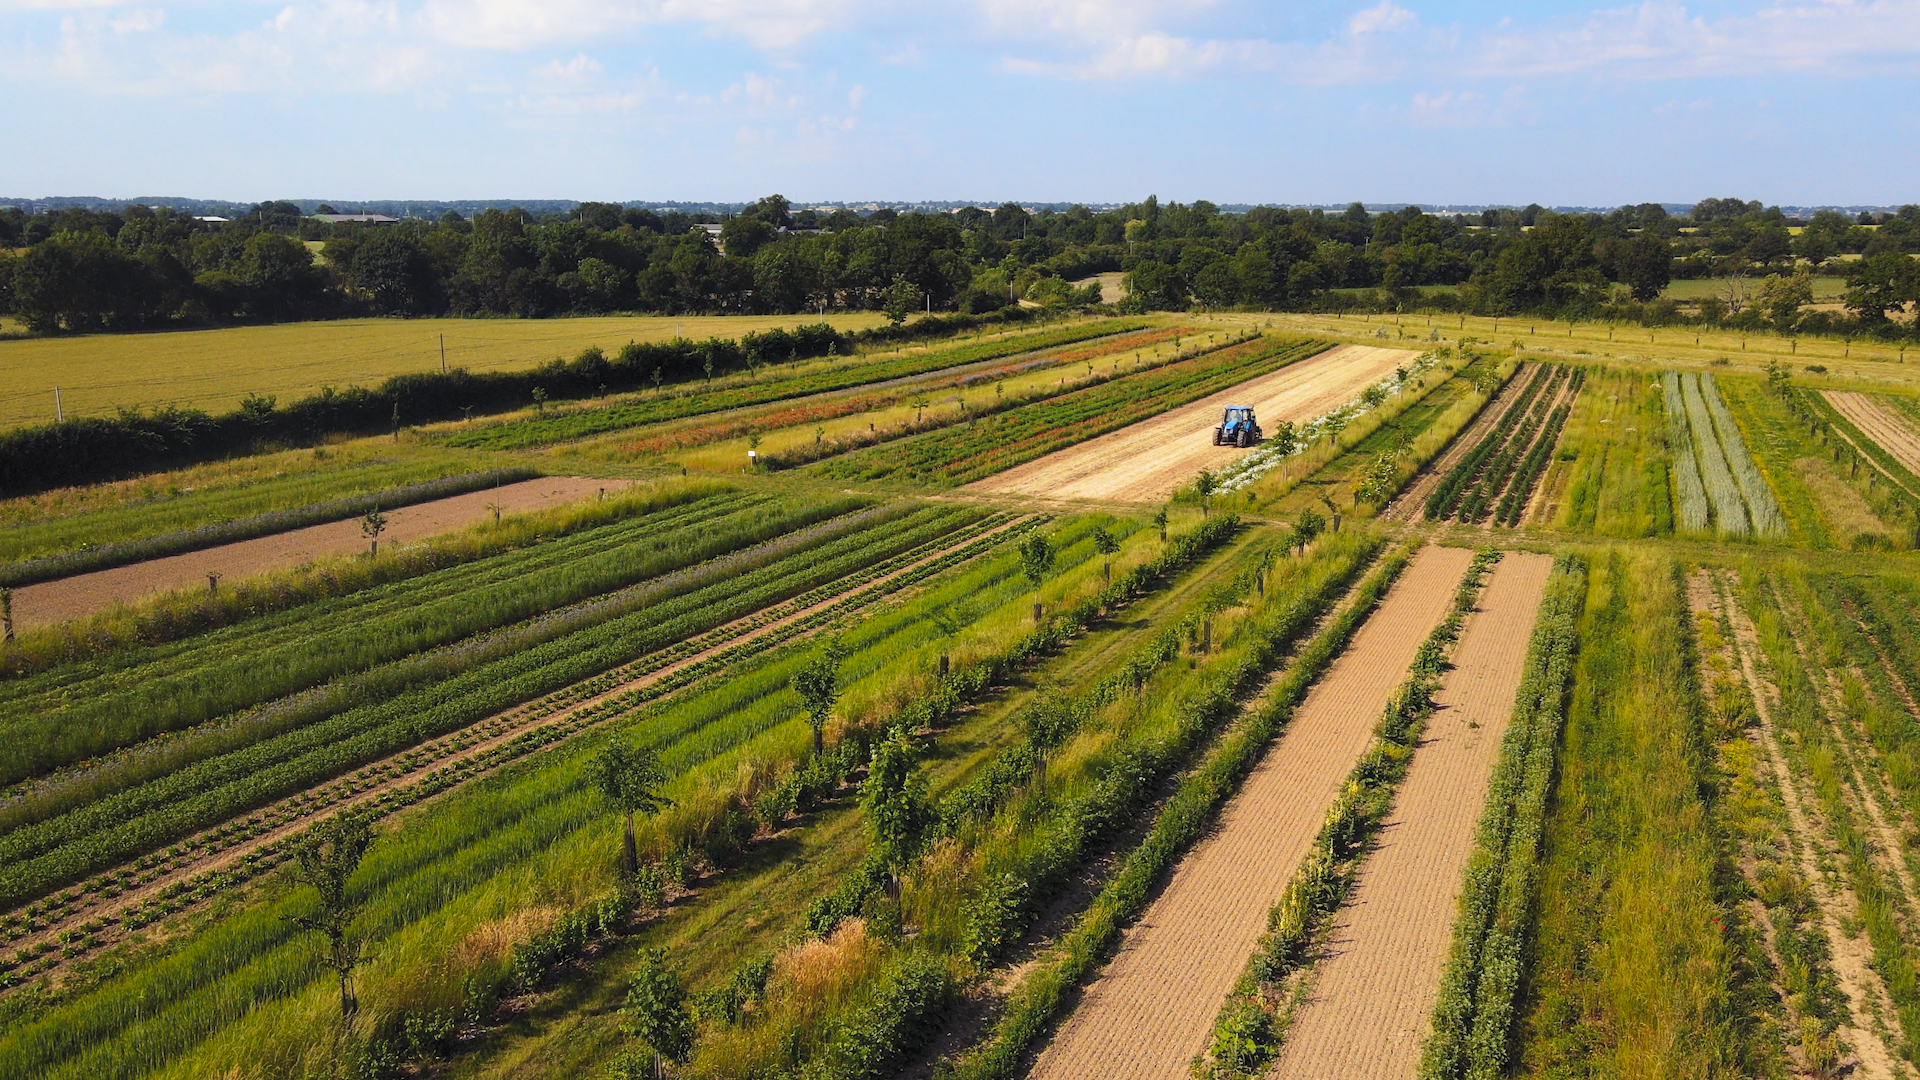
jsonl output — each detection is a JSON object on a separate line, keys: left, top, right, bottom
{"left": 2, "top": 0, "right": 1916, "bottom": 206}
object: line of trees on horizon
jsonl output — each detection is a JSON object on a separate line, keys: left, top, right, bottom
{"left": 1, "top": 194, "right": 1915, "bottom": 339}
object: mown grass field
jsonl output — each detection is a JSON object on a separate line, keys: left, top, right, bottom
{"left": 0, "top": 313, "right": 892, "bottom": 430}
{"left": 13, "top": 309, "right": 1920, "bottom": 1080}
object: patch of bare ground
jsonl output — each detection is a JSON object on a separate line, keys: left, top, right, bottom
{"left": 5, "top": 516, "right": 1032, "bottom": 990}
{"left": 11, "top": 476, "right": 629, "bottom": 630}
{"left": 1817, "top": 393, "right": 1920, "bottom": 502}
{"left": 1827, "top": 392, "right": 1920, "bottom": 484}
{"left": 1383, "top": 364, "right": 1534, "bottom": 522}
{"left": 1024, "top": 544, "right": 1472, "bottom": 1080}
{"left": 969, "top": 344, "right": 1420, "bottom": 505}
{"left": 1707, "top": 573, "right": 1911, "bottom": 1079}
{"left": 1264, "top": 553, "right": 1551, "bottom": 1079}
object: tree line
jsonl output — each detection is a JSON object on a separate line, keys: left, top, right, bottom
{"left": 1, "top": 194, "right": 1915, "bottom": 336}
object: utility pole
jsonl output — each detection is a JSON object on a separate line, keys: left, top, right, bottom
{"left": 439, "top": 333, "right": 447, "bottom": 374}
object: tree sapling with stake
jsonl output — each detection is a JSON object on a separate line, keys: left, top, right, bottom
{"left": 287, "top": 810, "right": 376, "bottom": 1019}
{"left": 591, "top": 739, "right": 674, "bottom": 876}
{"left": 793, "top": 639, "right": 849, "bottom": 757}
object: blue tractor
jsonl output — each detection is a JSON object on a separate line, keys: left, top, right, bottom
{"left": 1213, "top": 405, "right": 1263, "bottom": 448}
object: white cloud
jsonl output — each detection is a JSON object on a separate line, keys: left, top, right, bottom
{"left": 1350, "top": 1, "right": 1415, "bottom": 35}
{"left": 413, "top": 0, "right": 865, "bottom": 51}
{"left": 1473, "top": 1, "right": 1920, "bottom": 79}
{"left": 847, "top": 82, "right": 865, "bottom": 107}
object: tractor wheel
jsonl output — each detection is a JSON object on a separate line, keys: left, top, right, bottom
{"left": 1238, "top": 430, "right": 1250, "bottom": 448}
{"left": 1213, "top": 430, "right": 1223, "bottom": 446}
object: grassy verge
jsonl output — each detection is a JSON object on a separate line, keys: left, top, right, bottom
{"left": 1512, "top": 550, "right": 1770, "bottom": 1075}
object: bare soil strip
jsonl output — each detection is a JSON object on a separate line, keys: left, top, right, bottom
{"left": 1383, "top": 364, "right": 1534, "bottom": 522}
{"left": 1025, "top": 544, "right": 1473, "bottom": 1080}
{"left": 1707, "top": 574, "right": 1909, "bottom": 1079}
{"left": 1826, "top": 391, "right": 1920, "bottom": 484}
{"left": 969, "top": 344, "right": 1420, "bottom": 504}
{"left": 11, "top": 476, "right": 628, "bottom": 630}
{"left": 7, "top": 515, "right": 1032, "bottom": 986}
{"left": 1266, "top": 552, "right": 1552, "bottom": 1080}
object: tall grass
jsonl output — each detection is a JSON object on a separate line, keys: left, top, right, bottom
{"left": 1682, "top": 373, "right": 1751, "bottom": 536}
{"left": 1513, "top": 551, "right": 1753, "bottom": 1076}
{"left": 1663, "top": 371, "right": 1712, "bottom": 533}
{"left": 1699, "top": 374, "right": 1786, "bottom": 537}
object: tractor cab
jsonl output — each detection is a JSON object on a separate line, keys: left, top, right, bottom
{"left": 1213, "top": 405, "right": 1263, "bottom": 448}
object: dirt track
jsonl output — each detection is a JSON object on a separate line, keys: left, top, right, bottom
{"left": 1826, "top": 391, "right": 1920, "bottom": 481}
{"left": 1267, "top": 552, "right": 1552, "bottom": 1080}
{"left": 1026, "top": 545, "right": 1472, "bottom": 1080}
{"left": 11, "top": 476, "right": 625, "bottom": 630}
{"left": 968, "top": 344, "right": 1420, "bottom": 504}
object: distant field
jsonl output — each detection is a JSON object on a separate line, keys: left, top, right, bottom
{"left": 0, "top": 313, "right": 889, "bottom": 431}
{"left": 1662, "top": 275, "right": 1847, "bottom": 302}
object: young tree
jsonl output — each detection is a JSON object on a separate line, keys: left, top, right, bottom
{"left": 1152, "top": 507, "right": 1169, "bottom": 543}
{"left": 1091, "top": 525, "right": 1120, "bottom": 583}
{"left": 624, "top": 947, "right": 696, "bottom": 1078}
{"left": 863, "top": 735, "right": 932, "bottom": 898}
{"left": 793, "top": 640, "right": 849, "bottom": 756}
{"left": 591, "top": 739, "right": 674, "bottom": 875}
{"left": 360, "top": 508, "right": 388, "bottom": 557}
{"left": 1290, "top": 507, "right": 1326, "bottom": 553}
{"left": 1195, "top": 470, "right": 1217, "bottom": 519}
{"left": 883, "top": 276, "right": 918, "bottom": 325}
{"left": 288, "top": 810, "right": 376, "bottom": 1019}
{"left": 1757, "top": 267, "right": 1814, "bottom": 329}
{"left": 1019, "top": 533, "right": 1054, "bottom": 622}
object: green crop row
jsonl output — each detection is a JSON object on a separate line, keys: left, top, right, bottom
{"left": 814, "top": 334, "right": 1322, "bottom": 485}
{"left": 1195, "top": 548, "right": 1499, "bottom": 1079}
{"left": 1, "top": 482, "right": 752, "bottom": 688}
{"left": 688, "top": 527, "right": 1373, "bottom": 1080}
{"left": 943, "top": 536, "right": 1408, "bottom": 1080}
{"left": 1494, "top": 400, "right": 1575, "bottom": 526}
{"left": 0, "top": 480, "right": 748, "bottom": 677}
{"left": 0, "top": 506, "right": 985, "bottom": 909}
{"left": 1418, "top": 556, "right": 1587, "bottom": 1080}
{"left": 1740, "top": 573, "right": 1920, "bottom": 1064}
{"left": 439, "top": 320, "right": 1148, "bottom": 451}
{"left": 12, "top": 512, "right": 1030, "bottom": 965}
{"left": 1425, "top": 365, "right": 1554, "bottom": 520}
{"left": 0, "top": 490, "right": 860, "bottom": 789}
{"left": 0, "top": 510, "right": 1148, "bottom": 1079}
{"left": 0, "top": 468, "right": 539, "bottom": 590}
